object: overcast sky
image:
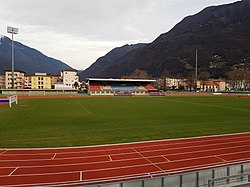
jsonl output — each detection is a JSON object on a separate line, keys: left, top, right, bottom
{"left": 0, "top": 0, "right": 237, "bottom": 70}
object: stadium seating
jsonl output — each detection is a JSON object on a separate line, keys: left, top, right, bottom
{"left": 101, "top": 85, "right": 112, "bottom": 91}
{"left": 89, "top": 84, "right": 101, "bottom": 91}
{"left": 111, "top": 85, "right": 137, "bottom": 91}
{"left": 87, "top": 79, "right": 158, "bottom": 96}
{"left": 144, "top": 84, "right": 157, "bottom": 91}
{"left": 136, "top": 86, "right": 147, "bottom": 91}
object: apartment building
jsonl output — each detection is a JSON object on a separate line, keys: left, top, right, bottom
{"left": 5, "top": 70, "right": 25, "bottom": 89}
{"left": 31, "top": 73, "right": 51, "bottom": 89}
{"left": 62, "top": 69, "right": 79, "bottom": 88}
{"left": 0, "top": 75, "right": 5, "bottom": 89}
{"left": 55, "top": 69, "right": 79, "bottom": 90}
{"left": 50, "top": 75, "right": 61, "bottom": 88}
{"left": 24, "top": 75, "right": 32, "bottom": 89}
{"left": 0, "top": 68, "right": 81, "bottom": 91}
{"left": 199, "top": 80, "right": 226, "bottom": 92}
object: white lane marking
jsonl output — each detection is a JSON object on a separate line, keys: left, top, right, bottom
{"left": 8, "top": 167, "right": 19, "bottom": 176}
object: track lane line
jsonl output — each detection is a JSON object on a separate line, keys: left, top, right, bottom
{"left": 8, "top": 167, "right": 19, "bottom": 176}
{"left": 0, "top": 150, "right": 8, "bottom": 155}
{"left": 51, "top": 153, "right": 57, "bottom": 159}
{"left": 0, "top": 132, "right": 250, "bottom": 186}
{"left": 132, "top": 147, "right": 168, "bottom": 175}
{"left": 0, "top": 153, "right": 249, "bottom": 186}
{"left": 1, "top": 141, "right": 250, "bottom": 164}
{"left": 214, "top": 156, "right": 227, "bottom": 162}
{"left": 1, "top": 158, "right": 249, "bottom": 181}
{"left": 3, "top": 133, "right": 250, "bottom": 157}
{"left": 4, "top": 132, "right": 250, "bottom": 154}
{"left": 1, "top": 144, "right": 250, "bottom": 170}
{"left": 162, "top": 156, "right": 171, "bottom": 162}
{"left": 0, "top": 139, "right": 250, "bottom": 162}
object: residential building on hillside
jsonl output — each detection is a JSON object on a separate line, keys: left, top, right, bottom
{"left": 5, "top": 70, "right": 25, "bottom": 89}
{"left": 31, "top": 73, "right": 51, "bottom": 89}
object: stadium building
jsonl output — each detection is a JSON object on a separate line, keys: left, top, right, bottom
{"left": 87, "top": 78, "right": 160, "bottom": 96}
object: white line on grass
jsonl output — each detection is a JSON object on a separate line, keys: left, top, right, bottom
{"left": 31, "top": 103, "right": 40, "bottom": 111}
{"left": 74, "top": 100, "right": 92, "bottom": 115}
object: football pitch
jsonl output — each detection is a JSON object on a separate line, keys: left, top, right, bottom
{"left": 0, "top": 96, "right": 249, "bottom": 148}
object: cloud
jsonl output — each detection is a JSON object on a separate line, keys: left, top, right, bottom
{"left": 1, "top": 0, "right": 166, "bottom": 41}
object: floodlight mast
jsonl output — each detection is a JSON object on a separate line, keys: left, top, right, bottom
{"left": 195, "top": 48, "right": 198, "bottom": 92}
{"left": 7, "top": 26, "right": 19, "bottom": 89}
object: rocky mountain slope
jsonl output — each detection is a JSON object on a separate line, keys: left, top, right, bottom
{"left": 82, "top": 0, "right": 250, "bottom": 79}
{"left": 79, "top": 44, "right": 145, "bottom": 80}
{"left": 0, "top": 35, "right": 71, "bottom": 75}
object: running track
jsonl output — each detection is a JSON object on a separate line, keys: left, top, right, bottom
{"left": 0, "top": 132, "right": 250, "bottom": 186}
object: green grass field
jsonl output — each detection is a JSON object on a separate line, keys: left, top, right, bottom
{"left": 0, "top": 96, "right": 250, "bottom": 148}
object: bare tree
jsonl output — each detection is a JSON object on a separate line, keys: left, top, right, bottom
{"left": 227, "top": 69, "right": 250, "bottom": 91}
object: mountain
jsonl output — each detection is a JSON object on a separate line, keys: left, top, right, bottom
{"left": 79, "top": 44, "right": 145, "bottom": 80}
{"left": 0, "top": 35, "right": 72, "bottom": 75}
{"left": 85, "top": 0, "right": 250, "bottom": 79}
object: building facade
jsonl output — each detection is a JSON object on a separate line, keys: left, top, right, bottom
{"left": 50, "top": 75, "right": 61, "bottom": 88}
{"left": 156, "top": 77, "right": 226, "bottom": 92}
{"left": 5, "top": 71, "right": 25, "bottom": 89}
{"left": 199, "top": 80, "right": 226, "bottom": 92}
{"left": 165, "top": 78, "right": 183, "bottom": 90}
{"left": 62, "top": 70, "right": 79, "bottom": 88}
{"left": 0, "top": 75, "right": 5, "bottom": 89}
{"left": 55, "top": 69, "right": 79, "bottom": 90}
{"left": 31, "top": 73, "right": 51, "bottom": 89}
{"left": 24, "top": 75, "right": 32, "bottom": 89}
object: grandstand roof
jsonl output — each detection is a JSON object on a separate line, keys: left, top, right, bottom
{"left": 87, "top": 78, "right": 156, "bottom": 82}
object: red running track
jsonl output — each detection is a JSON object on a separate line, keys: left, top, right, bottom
{"left": 0, "top": 132, "right": 250, "bottom": 186}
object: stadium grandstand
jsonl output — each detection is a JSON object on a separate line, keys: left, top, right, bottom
{"left": 87, "top": 78, "right": 162, "bottom": 96}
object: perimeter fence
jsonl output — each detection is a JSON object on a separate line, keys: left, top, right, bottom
{"left": 58, "top": 162, "right": 250, "bottom": 187}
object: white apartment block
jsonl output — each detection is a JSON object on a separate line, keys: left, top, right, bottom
{"left": 55, "top": 69, "right": 79, "bottom": 90}
{"left": 5, "top": 71, "right": 25, "bottom": 89}
{"left": 165, "top": 78, "right": 183, "bottom": 89}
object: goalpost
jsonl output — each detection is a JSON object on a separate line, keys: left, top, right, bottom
{"left": 8, "top": 95, "right": 18, "bottom": 108}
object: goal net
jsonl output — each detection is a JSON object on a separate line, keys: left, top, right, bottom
{"left": 8, "top": 95, "right": 18, "bottom": 108}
